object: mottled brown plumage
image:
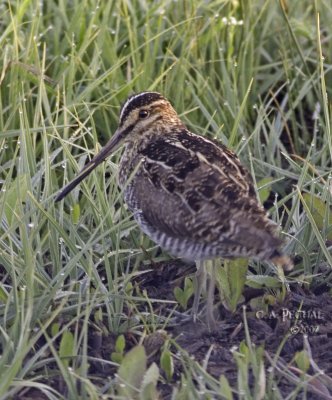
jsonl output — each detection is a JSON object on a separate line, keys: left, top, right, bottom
{"left": 55, "top": 91, "right": 292, "bottom": 326}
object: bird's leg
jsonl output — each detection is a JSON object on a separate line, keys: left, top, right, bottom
{"left": 206, "top": 260, "right": 217, "bottom": 330}
{"left": 192, "top": 260, "right": 217, "bottom": 330}
{"left": 192, "top": 260, "right": 207, "bottom": 322}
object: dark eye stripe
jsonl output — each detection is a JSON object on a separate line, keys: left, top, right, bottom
{"left": 121, "top": 123, "right": 135, "bottom": 136}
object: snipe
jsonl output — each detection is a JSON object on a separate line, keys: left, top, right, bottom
{"left": 55, "top": 92, "right": 292, "bottom": 328}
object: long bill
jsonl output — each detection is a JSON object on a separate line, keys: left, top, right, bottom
{"left": 55, "top": 128, "right": 124, "bottom": 202}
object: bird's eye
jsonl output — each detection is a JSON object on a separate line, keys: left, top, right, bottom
{"left": 139, "top": 110, "right": 149, "bottom": 119}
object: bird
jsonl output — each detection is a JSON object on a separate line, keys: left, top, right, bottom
{"left": 55, "top": 91, "right": 292, "bottom": 328}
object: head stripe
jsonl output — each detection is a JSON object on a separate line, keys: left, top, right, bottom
{"left": 119, "top": 92, "right": 165, "bottom": 124}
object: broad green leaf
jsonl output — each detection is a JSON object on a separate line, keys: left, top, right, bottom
{"left": 257, "top": 177, "right": 274, "bottom": 203}
{"left": 174, "top": 277, "right": 193, "bottom": 310}
{"left": 173, "top": 287, "right": 185, "bottom": 308}
{"left": 219, "top": 374, "right": 233, "bottom": 400}
{"left": 239, "top": 341, "right": 250, "bottom": 359}
{"left": 295, "top": 350, "right": 310, "bottom": 372}
{"left": 302, "top": 193, "right": 332, "bottom": 240}
{"left": 215, "top": 259, "right": 248, "bottom": 312}
{"left": 249, "top": 294, "right": 276, "bottom": 312}
{"left": 50, "top": 322, "right": 60, "bottom": 337}
{"left": 160, "top": 348, "right": 173, "bottom": 382}
{"left": 59, "top": 331, "right": 75, "bottom": 367}
{"left": 246, "top": 275, "right": 281, "bottom": 289}
{"left": 111, "top": 334, "right": 126, "bottom": 363}
{"left": 117, "top": 345, "right": 147, "bottom": 399}
{"left": 94, "top": 308, "right": 103, "bottom": 323}
{"left": 115, "top": 334, "right": 126, "bottom": 354}
{"left": 111, "top": 352, "right": 123, "bottom": 364}
{"left": 140, "top": 362, "right": 159, "bottom": 400}
{"left": 125, "top": 281, "right": 133, "bottom": 295}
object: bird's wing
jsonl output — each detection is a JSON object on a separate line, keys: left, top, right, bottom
{"left": 129, "top": 131, "right": 279, "bottom": 253}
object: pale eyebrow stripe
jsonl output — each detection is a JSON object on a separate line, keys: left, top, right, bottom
{"left": 120, "top": 92, "right": 151, "bottom": 121}
{"left": 119, "top": 92, "right": 164, "bottom": 122}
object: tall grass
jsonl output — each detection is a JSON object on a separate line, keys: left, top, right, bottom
{"left": 1, "top": 0, "right": 332, "bottom": 398}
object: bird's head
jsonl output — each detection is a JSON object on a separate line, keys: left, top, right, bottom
{"left": 55, "top": 91, "right": 181, "bottom": 201}
{"left": 118, "top": 92, "right": 182, "bottom": 140}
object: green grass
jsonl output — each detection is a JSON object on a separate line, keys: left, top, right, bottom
{"left": 1, "top": 0, "right": 332, "bottom": 398}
